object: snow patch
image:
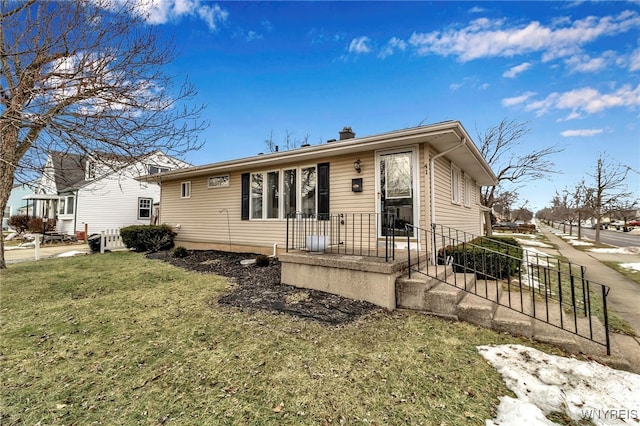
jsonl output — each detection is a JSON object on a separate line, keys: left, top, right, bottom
{"left": 620, "top": 263, "right": 640, "bottom": 272}
{"left": 479, "top": 344, "right": 640, "bottom": 426}
{"left": 516, "top": 239, "right": 552, "bottom": 248}
{"left": 589, "top": 247, "right": 640, "bottom": 255}
{"left": 56, "top": 251, "right": 88, "bottom": 258}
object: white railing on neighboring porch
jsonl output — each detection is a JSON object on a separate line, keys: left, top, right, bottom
{"left": 100, "top": 229, "right": 127, "bottom": 253}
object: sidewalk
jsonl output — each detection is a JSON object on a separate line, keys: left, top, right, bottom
{"left": 4, "top": 242, "right": 90, "bottom": 263}
{"left": 538, "top": 225, "right": 640, "bottom": 370}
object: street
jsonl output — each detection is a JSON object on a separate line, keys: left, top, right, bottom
{"left": 557, "top": 225, "right": 640, "bottom": 247}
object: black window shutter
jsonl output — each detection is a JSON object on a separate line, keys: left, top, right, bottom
{"left": 241, "top": 173, "right": 250, "bottom": 220}
{"left": 317, "top": 162, "right": 330, "bottom": 220}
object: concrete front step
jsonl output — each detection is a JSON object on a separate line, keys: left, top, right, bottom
{"left": 492, "top": 305, "right": 533, "bottom": 338}
{"left": 457, "top": 292, "right": 497, "bottom": 328}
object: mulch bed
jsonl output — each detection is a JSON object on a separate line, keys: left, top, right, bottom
{"left": 147, "top": 250, "right": 381, "bottom": 325}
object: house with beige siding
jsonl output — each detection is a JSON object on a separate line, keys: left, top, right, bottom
{"left": 144, "top": 121, "right": 497, "bottom": 256}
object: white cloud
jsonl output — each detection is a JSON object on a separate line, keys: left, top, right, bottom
{"left": 625, "top": 47, "right": 640, "bottom": 71}
{"left": 468, "top": 6, "right": 486, "bottom": 14}
{"left": 564, "top": 51, "right": 616, "bottom": 73}
{"left": 378, "top": 37, "right": 407, "bottom": 59}
{"left": 348, "top": 36, "right": 372, "bottom": 54}
{"left": 503, "top": 62, "right": 532, "bottom": 78}
{"left": 408, "top": 10, "right": 640, "bottom": 63}
{"left": 561, "top": 128, "right": 604, "bottom": 137}
{"left": 502, "top": 91, "right": 536, "bottom": 107}
{"left": 127, "top": 0, "right": 228, "bottom": 30}
{"left": 525, "top": 84, "right": 640, "bottom": 118}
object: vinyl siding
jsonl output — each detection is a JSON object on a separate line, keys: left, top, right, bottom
{"left": 160, "top": 152, "right": 380, "bottom": 251}
{"left": 432, "top": 153, "right": 482, "bottom": 237}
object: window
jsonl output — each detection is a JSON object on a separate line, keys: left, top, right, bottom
{"left": 283, "top": 169, "right": 297, "bottom": 217}
{"left": 451, "top": 165, "right": 461, "bottom": 204}
{"left": 250, "top": 173, "right": 263, "bottom": 219}
{"left": 149, "top": 165, "right": 170, "bottom": 175}
{"left": 242, "top": 165, "right": 322, "bottom": 220}
{"left": 181, "top": 181, "right": 191, "bottom": 198}
{"left": 266, "top": 171, "right": 279, "bottom": 219}
{"left": 58, "top": 195, "right": 75, "bottom": 215}
{"left": 464, "top": 176, "right": 472, "bottom": 207}
{"left": 86, "top": 161, "right": 96, "bottom": 180}
{"left": 208, "top": 175, "right": 229, "bottom": 188}
{"left": 138, "top": 198, "right": 152, "bottom": 219}
{"left": 300, "top": 166, "right": 316, "bottom": 216}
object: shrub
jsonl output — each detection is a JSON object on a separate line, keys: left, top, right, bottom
{"left": 120, "top": 224, "right": 176, "bottom": 252}
{"left": 255, "top": 254, "right": 270, "bottom": 267}
{"left": 26, "top": 217, "right": 56, "bottom": 233}
{"left": 173, "top": 246, "right": 189, "bottom": 258}
{"left": 437, "top": 236, "right": 523, "bottom": 279}
{"left": 7, "top": 215, "right": 30, "bottom": 233}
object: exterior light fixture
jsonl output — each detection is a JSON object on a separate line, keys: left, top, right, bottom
{"left": 354, "top": 159, "right": 362, "bottom": 173}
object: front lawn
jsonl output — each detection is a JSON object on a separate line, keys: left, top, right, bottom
{"left": 1, "top": 252, "right": 561, "bottom": 425}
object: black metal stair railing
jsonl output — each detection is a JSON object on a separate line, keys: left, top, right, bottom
{"left": 405, "top": 223, "right": 611, "bottom": 355}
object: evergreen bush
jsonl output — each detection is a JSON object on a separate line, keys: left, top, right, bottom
{"left": 120, "top": 224, "right": 176, "bottom": 252}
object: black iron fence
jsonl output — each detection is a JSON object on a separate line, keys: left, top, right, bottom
{"left": 406, "top": 223, "right": 611, "bottom": 355}
{"left": 285, "top": 212, "right": 397, "bottom": 261}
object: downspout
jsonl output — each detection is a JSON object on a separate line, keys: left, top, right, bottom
{"left": 429, "top": 137, "right": 467, "bottom": 226}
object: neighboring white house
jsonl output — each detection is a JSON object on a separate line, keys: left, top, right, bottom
{"left": 28, "top": 150, "right": 190, "bottom": 237}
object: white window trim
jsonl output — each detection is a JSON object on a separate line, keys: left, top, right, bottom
{"left": 181, "top": 181, "right": 191, "bottom": 199}
{"left": 451, "top": 164, "right": 461, "bottom": 205}
{"left": 138, "top": 197, "right": 153, "bottom": 220}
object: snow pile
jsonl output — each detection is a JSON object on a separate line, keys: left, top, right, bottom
{"left": 589, "top": 247, "right": 640, "bottom": 255}
{"left": 57, "top": 250, "right": 88, "bottom": 258}
{"left": 479, "top": 344, "right": 640, "bottom": 426}
{"left": 515, "top": 238, "right": 552, "bottom": 248}
{"left": 620, "top": 263, "right": 640, "bottom": 272}
{"left": 567, "top": 239, "right": 594, "bottom": 247}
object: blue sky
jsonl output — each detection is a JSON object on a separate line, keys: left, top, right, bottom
{"left": 138, "top": 1, "right": 639, "bottom": 212}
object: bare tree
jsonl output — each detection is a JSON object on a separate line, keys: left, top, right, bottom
{"left": 0, "top": 0, "right": 207, "bottom": 268}
{"left": 264, "top": 130, "right": 311, "bottom": 153}
{"left": 589, "top": 155, "right": 633, "bottom": 244}
{"left": 477, "top": 118, "right": 564, "bottom": 209}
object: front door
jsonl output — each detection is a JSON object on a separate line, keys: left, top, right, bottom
{"left": 377, "top": 149, "right": 417, "bottom": 238}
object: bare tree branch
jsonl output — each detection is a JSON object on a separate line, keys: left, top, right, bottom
{"left": 0, "top": 0, "right": 208, "bottom": 268}
{"left": 477, "top": 118, "right": 564, "bottom": 209}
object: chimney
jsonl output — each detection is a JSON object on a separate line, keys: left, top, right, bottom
{"left": 339, "top": 126, "right": 355, "bottom": 140}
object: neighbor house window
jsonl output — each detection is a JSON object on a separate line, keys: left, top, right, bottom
{"left": 138, "top": 198, "right": 152, "bottom": 219}
{"left": 149, "top": 165, "right": 170, "bottom": 175}
{"left": 181, "top": 181, "right": 191, "bottom": 199}
{"left": 58, "top": 195, "right": 75, "bottom": 215}
{"left": 251, "top": 173, "right": 263, "bottom": 219}
{"left": 464, "top": 176, "right": 472, "bottom": 208}
{"left": 451, "top": 165, "right": 461, "bottom": 204}
{"left": 86, "top": 161, "right": 96, "bottom": 180}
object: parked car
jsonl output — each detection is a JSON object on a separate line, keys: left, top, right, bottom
{"left": 492, "top": 222, "right": 519, "bottom": 230}
{"left": 628, "top": 219, "right": 640, "bottom": 227}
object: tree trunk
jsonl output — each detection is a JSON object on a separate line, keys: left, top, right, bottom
{"left": 0, "top": 151, "right": 18, "bottom": 270}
